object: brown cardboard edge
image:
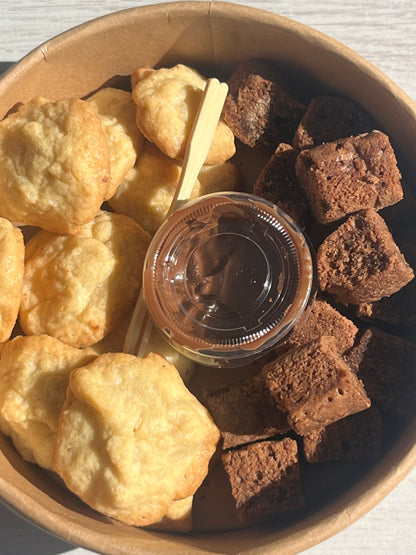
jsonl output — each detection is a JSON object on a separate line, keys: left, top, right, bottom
{"left": 1, "top": 421, "right": 415, "bottom": 554}
{"left": 0, "top": 2, "right": 415, "bottom": 553}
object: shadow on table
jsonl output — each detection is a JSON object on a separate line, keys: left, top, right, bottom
{"left": 0, "top": 61, "right": 15, "bottom": 75}
{"left": 0, "top": 502, "right": 97, "bottom": 555}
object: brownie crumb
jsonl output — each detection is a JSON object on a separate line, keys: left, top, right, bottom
{"left": 295, "top": 131, "right": 403, "bottom": 224}
{"left": 263, "top": 336, "right": 371, "bottom": 435}
{"left": 222, "top": 438, "right": 304, "bottom": 524}
{"left": 317, "top": 209, "right": 414, "bottom": 305}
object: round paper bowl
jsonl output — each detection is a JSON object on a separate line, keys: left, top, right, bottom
{"left": 0, "top": 2, "right": 415, "bottom": 554}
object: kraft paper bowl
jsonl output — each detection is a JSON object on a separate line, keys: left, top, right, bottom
{"left": 0, "top": 2, "right": 415, "bottom": 553}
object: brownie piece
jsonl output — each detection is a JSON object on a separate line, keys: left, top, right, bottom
{"left": 263, "top": 336, "right": 370, "bottom": 435}
{"left": 253, "top": 143, "right": 309, "bottom": 223}
{"left": 302, "top": 406, "right": 382, "bottom": 463}
{"left": 223, "top": 59, "right": 306, "bottom": 152}
{"left": 317, "top": 209, "right": 414, "bottom": 305}
{"left": 202, "top": 375, "right": 290, "bottom": 450}
{"left": 275, "top": 298, "right": 358, "bottom": 357}
{"left": 356, "top": 242, "right": 416, "bottom": 328}
{"left": 356, "top": 283, "right": 416, "bottom": 328}
{"left": 222, "top": 438, "right": 304, "bottom": 524}
{"left": 292, "top": 95, "right": 375, "bottom": 150}
{"left": 295, "top": 131, "right": 403, "bottom": 224}
{"left": 346, "top": 327, "right": 416, "bottom": 420}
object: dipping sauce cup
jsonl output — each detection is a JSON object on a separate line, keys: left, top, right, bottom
{"left": 143, "top": 191, "right": 315, "bottom": 366}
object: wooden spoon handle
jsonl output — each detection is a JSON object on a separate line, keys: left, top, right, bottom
{"left": 123, "top": 78, "right": 229, "bottom": 356}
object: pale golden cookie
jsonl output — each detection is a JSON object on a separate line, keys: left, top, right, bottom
{"left": 148, "top": 496, "right": 193, "bottom": 533}
{"left": 197, "top": 160, "right": 242, "bottom": 195}
{"left": 109, "top": 141, "right": 241, "bottom": 235}
{"left": 52, "top": 352, "right": 220, "bottom": 527}
{"left": 0, "top": 334, "right": 96, "bottom": 470}
{"left": 131, "top": 67, "right": 155, "bottom": 88}
{"left": 0, "top": 97, "right": 110, "bottom": 234}
{"left": 20, "top": 211, "right": 150, "bottom": 347}
{"left": 87, "top": 87, "right": 144, "bottom": 199}
{"left": 0, "top": 218, "right": 24, "bottom": 342}
{"left": 108, "top": 141, "right": 201, "bottom": 234}
{"left": 132, "top": 64, "right": 235, "bottom": 164}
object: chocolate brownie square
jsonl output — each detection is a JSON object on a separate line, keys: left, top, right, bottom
{"left": 222, "top": 438, "right": 304, "bottom": 524}
{"left": 253, "top": 142, "right": 309, "bottom": 223}
{"left": 275, "top": 298, "right": 358, "bottom": 357}
{"left": 302, "top": 406, "right": 382, "bottom": 463}
{"left": 295, "top": 131, "right": 403, "bottom": 224}
{"left": 346, "top": 327, "right": 416, "bottom": 420}
{"left": 263, "top": 336, "right": 370, "bottom": 435}
{"left": 203, "top": 375, "right": 290, "bottom": 450}
{"left": 356, "top": 242, "right": 416, "bottom": 328}
{"left": 317, "top": 209, "right": 414, "bottom": 305}
{"left": 356, "top": 284, "right": 416, "bottom": 328}
{"left": 292, "top": 95, "right": 375, "bottom": 150}
{"left": 223, "top": 59, "right": 306, "bottom": 152}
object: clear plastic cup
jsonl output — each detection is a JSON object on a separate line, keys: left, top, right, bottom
{"left": 143, "top": 192, "right": 315, "bottom": 367}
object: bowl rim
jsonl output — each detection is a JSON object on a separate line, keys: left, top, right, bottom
{"left": 0, "top": 2, "right": 415, "bottom": 554}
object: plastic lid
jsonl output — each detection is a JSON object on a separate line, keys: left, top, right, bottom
{"left": 143, "top": 192, "right": 315, "bottom": 367}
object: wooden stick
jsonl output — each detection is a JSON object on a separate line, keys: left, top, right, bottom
{"left": 167, "top": 78, "right": 229, "bottom": 215}
{"left": 123, "top": 289, "right": 152, "bottom": 357}
{"left": 123, "top": 78, "right": 229, "bottom": 356}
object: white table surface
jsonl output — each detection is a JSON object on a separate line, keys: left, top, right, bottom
{"left": 0, "top": 1, "right": 415, "bottom": 554}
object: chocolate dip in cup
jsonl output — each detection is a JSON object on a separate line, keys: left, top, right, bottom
{"left": 143, "top": 191, "right": 315, "bottom": 366}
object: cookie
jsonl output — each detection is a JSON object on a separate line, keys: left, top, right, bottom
{"left": 53, "top": 352, "right": 220, "bottom": 526}
{"left": 0, "top": 97, "right": 110, "bottom": 234}
{"left": 0, "top": 334, "right": 96, "bottom": 469}
{"left": 109, "top": 141, "right": 241, "bottom": 234}
{"left": 147, "top": 496, "right": 193, "bottom": 533}
{"left": 19, "top": 210, "right": 150, "bottom": 347}
{"left": 132, "top": 64, "right": 235, "bottom": 164}
{"left": 109, "top": 140, "right": 201, "bottom": 234}
{"left": 0, "top": 218, "right": 24, "bottom": 342}
{"left": 197, "top": 160, "right": 241, "bottom": 195}
{"left": 87, "top": 87, "right": 144, "bottom": 199}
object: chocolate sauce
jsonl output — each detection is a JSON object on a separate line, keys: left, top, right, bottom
{"left": 143, "top": 192, "right": 314, "bottom": 367}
